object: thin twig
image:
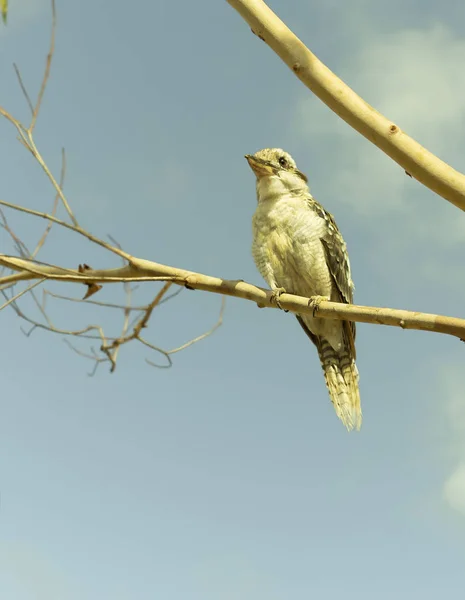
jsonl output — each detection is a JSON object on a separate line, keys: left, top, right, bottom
{"left": 44, "top": 290, "right": 146, "bottom": 311}
{"left": 40, "top": 286, "right": 183, "bottom": 309}
{"left": 0, "top": 0, "right": 220, "bottom": 376}
{"left": 13, "top": 63, "right": 34, "bottom": 115}
{"left": 0, "top": 200, "right": 130, "bottom": 261}
{"left": 145, "top": 351, "right": 173, "bottom": 369}
{"left": 30, "top": 0, "right": 56, "bottom": 132}
{"left": 32, "top": 147, "right": 65, "bottom": 257}
{"left": 0, "top": 279, "right": 45, "bottom": 310}
{"left": 0, "top": 208, "right": 31, "bottom": 257}
{"left": 26, "top": 134, "right": 78, "bottom": 225}
{"left": 160, "top": 295, "right": 225, "bottom": 355}
{"left": 63, "top": 339, "right": 109, "bottom": 376}
{"left": 140, "top": 295, "right": 225, "bottom": 356}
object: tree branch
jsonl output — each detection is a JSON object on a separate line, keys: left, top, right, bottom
{"left": 1, "top": 253, "right": 465, "bottom": 342}
{"left": 1, "top": 0, "right": 464, "bottom": 377}
{"left": 0, "top": 0, "right": 224, "bottom": 374}
{"left": 226, "top": 0, "right": 465, "bottom": 211}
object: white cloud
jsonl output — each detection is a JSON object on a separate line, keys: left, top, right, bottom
{"left": 291, "top": 17, "right": 465, "bottom": 507}
{"left": 443, "top": 465, "right": 465, "bottom": 516}
{"left": 438, "top": 366, "right": 465, "bottom": 516}
{"left": 293, "top": 24, "right": 465, "bottom": 220}
{"left": 290, "top": 19, "right": 465, "bottom": 295}
{"left": 0, "top": 541, "right": 74, "bottom": 600}
{"left": 355, "top": 25, "right": 465, "bottom": 156}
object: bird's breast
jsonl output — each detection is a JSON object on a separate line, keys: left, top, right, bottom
{"left": 252, "top": 196, "right": 331, "bottom": 295}
{"left": 252, "top": 194, "right": 346, "bottom": 350}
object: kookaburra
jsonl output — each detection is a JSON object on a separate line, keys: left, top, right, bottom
{"left": 246, "top": 148, "right": 361, "bottom": 431}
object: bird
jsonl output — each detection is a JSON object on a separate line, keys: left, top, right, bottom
{"left": 245, "top": 148, "right": 361, "bottom": 431}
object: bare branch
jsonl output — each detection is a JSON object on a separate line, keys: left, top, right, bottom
{"left": 155, "top": 295, "right": 226, "bottom": 355}
{"left": 0, "top": 199, "right": 131, "bottom": 262}
{"left": 26, "top": 134, "right": 78, "bottom": 226}
{"left": 44, "top": 286, "right": 183, "bottom": 310}
{"left": 32, "top": 147, "right": 65, "bottom": 258}
{"left": 1, "top": 252, "right": 465, "bottom": 342}
{"left": 145, "top": 352, "right": 173, "bottom": 370}
{"left": 0, "top": 0, "right": 222, "bottom": 375}
{"left": 143, "top": 297, "right": 225, "bottom": 368}
{"left": 63, "top": 340, "right": 108, "bottom": 376}
{"left": 1, "top": 0, "right": 463, "bottom": 381}
{"left": 226, "top": 0, "right": 465, "bottom": 211}
{"left": 0, "top": 279, "right": 45, "bottom": 310}
{"left": 30, "top": 0, "right": 56, "bottom": 131}
{"left": 13, "top": 63, "right": 34, "bottom": 115}
{"left": 95, "top": 282, "right": 174, "bottom": 372}
{"left": 0, "top": 208, "right": 31, "bottom": 257}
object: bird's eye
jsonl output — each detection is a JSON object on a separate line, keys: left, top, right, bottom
{"left": 278, "top": 156, "right": 288, "bottom": 168}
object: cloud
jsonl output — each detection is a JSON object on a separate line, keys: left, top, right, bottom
{"left": 293, "top": 24, "right": 465, "bottom": 221}
{"left": 443, "top": 465, "right": 465, "bottom": 516}
{"left": 289, "top": 19, "right": 465, "bottom": 294}
{"left": 438, "top": 366, "right": 465, "bottom": 516}
{"left": 290, "top": 16, "right": 465, "bottom": 505}
{"left": 0, "top": 541, "right": 74, "bottom": 600}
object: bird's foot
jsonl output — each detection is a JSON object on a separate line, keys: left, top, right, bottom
{"left": 270, "top": 287, "right": 288, "bottom": 311}
{"left": 308, "top": 295, "right": 330, "bottom": 316}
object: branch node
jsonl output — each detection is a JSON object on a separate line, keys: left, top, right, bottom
{"left": 78, "top": 263, "right": 103, "bottom": 299}
{"left": 184, "top": 275, "right": 197, "bottom": 291}
{"left": 251, "top": 27, "right": 265, "bottom": 41}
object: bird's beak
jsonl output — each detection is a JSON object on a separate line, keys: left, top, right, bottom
{"left": 245, "top": 154, "right": 276, "bottom": 178}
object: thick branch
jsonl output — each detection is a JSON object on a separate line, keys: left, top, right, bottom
{"left": 2, "top": 254, "right": 465, "bottom": 341}
{"left": 226, "top": 0, "right": 465, "bottom": 211}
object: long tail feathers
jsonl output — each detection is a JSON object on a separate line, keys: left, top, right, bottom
{"left": 317, "top": 339, "right": 362, "bottom": 431}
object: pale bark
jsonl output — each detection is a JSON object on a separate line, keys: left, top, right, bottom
{"left": 2, "top": 254, "right": 465, "bottom": 342}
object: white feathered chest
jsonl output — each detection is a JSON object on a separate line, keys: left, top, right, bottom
{"left": 252, "top": 193, "right": 333, "bottom": 299}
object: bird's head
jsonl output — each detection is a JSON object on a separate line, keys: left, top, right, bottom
{"left": 245, "top": 148, "right": 308, "bottom": 201}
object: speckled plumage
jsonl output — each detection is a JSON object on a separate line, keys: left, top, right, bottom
{"left": 246, "top": 148, "right": 361, "bottom": 431}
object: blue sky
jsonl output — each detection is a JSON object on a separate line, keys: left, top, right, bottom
{"left": 1, "top": 0, "right": 465, "bottom": 597}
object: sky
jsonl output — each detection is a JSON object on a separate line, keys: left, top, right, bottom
{"left": 1, "top": 0, "right": 465, "bottom": 597}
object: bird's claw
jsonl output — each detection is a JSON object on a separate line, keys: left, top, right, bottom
{"left": 308, "top": 295, "right": 330, "bottom": 316}
{"left": 270, "top": 287, "right": 288, "bottom": 311}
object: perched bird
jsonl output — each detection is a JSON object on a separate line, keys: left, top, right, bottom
{"left": 246, "top": 148, "right": 361, "bottom": 431}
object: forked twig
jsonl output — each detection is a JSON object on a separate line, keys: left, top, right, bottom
{"left": 0, "top": 0, "right": 222, "bottom": 373}
{"left": 32, "top": 147, "right": 65, "bottom": 258}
